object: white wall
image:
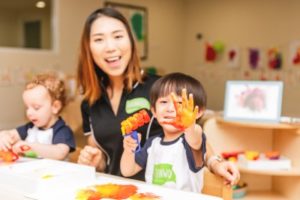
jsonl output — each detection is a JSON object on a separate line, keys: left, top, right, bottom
{"left": 0, "top": 0, "right": 101, "bottom": 128}
{"left": 182, "top": 0, "right": 300, "bottom": 116}
{"left": 0, "top": 0, "right": 184, "bottom": 128}
{"left": 2, "top": 0, "right": 300, "bottom": 129}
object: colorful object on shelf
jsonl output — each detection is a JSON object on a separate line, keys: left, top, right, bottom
{"left": 222, "top": 151, "right": 244, "bottom": 162}
{"left": 268, "top": 48, "right": 282, "bottom": 70}
{"left": 265, "top": 151, "right": 280, "bottom": 160}
{"left": 0, "top": 149, "right": 19, "bottom": 162}
{"left": 238, "top": 153, "right": 291, "bottom": 170}
{"left": 244, "top": 151, "right": 259, "bottom": 160}
{"left": 121, "top": 109, "right": 150, "bottom": 153}
{"left": 75, "top": 183, "right": 160, "bottom": 200}
{"left": 232, "top": 182, "right": 247, "bottom": 199}
{"left": 166, "top": 89, "right": 199, "bottom": 130}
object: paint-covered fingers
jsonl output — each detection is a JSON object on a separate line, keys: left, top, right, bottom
{"left": 170, "top": 92, "right": 181, "bottom": 115}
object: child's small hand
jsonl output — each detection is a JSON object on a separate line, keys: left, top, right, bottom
{"left": 0, "top": 131, "right": 17, "bottom": 151}
{"left": 123, "top": 133, "right": 141, "bottom": 154}
{"left": 169, "top": 89, "right": 199, "bottom": 130}
{"left": 211, "top": 160, "right": 240, "bottom": 186}
{"left": 12, "top": 141, "right": 29, "bottom": 154}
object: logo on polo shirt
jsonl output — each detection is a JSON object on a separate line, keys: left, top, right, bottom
{"left": 125, "top": 97, "right": 150, "bottom": 114}
{"left": 152, "top": 163, "right": 176, "bottom": 185}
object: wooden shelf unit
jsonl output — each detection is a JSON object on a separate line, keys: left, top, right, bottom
{"left": 239, "top": 166, "right": 300, "bottom": 176}
{"left": 203, "top": 117, "right": 300, "bottom": 200}
{"left": 241, "top": 191, "right": 286, "bottom": 200}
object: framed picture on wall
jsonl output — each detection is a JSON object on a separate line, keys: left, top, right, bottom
{"left": 223, "top": 81, "right": 283, "bottom": 123}
{"left": 104, "top": 1, "right": 148, "bottom": 60}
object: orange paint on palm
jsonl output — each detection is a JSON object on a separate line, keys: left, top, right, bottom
{"left": 168, "top": 89, "right": 198, "bottom": 130}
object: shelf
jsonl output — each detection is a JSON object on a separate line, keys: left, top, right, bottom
{"left": 239, "top": 166, "right": 300, "bottom": 176}
{"left": 216, "top": 117, "right": 300, "bottom": 133}
{"left": 241, "top": 190, "right": 286, "bottom": 200}
{"left": 204, "top": 116, "right": 300, "bottom": 200}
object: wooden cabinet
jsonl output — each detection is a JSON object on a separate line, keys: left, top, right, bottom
{"left": 203, "top": 117, "right": 300, "bottom": 200}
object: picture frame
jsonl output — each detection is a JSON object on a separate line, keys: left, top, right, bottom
{"left": 223, "top": 81, "right": 283, "bottom": 123}
{"left": 104, "top": 1, "right": 148, "bottom": 60}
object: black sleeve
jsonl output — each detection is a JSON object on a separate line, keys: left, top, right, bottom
{"left": 53, "top": 126, "right": 76, "bottom": 153}
{"left": 80, "top": 100, "right": 91, "bottom": 134}
{"left": 183, "top": 133, "right": 206, "bottom": 173}
{"left": 16, "top": 122, "right": 33, "bottom": 140}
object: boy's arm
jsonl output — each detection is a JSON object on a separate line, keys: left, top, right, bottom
{"left": 184, "top": 124, "right": 203, "bottom": 150}
{"left": 13, "top": 141, "right": 69, "bottom": 160}
{"left": 120, "top": 136, "right": 142, "bottom": 177}
{"left": 120, "top": 151, "right": 142, "bottom": 177}
{"left": 0, "top": 129, "right": 21, "bottom": 151}
{"left": 184, "top": 124, "right": 205, "bottom": 168}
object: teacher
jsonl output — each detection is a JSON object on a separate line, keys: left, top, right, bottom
{"left": 77, "top": 7, "right": 240, "bottom": 185}
{"left": 76, "top": 7, "right": 161, "bottom": 180}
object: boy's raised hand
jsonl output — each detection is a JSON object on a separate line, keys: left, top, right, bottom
{"left": 170, "top": 89, "right": 199, "bottom": 130}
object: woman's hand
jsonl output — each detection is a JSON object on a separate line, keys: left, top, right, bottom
{"left": 211, "top": 160, "right": 240, "bottom": 185}
{"left": 77, "top": 145, "right": 106, "bottom": 171}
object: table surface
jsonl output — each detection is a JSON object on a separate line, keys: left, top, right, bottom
{"left": 0, "top": 159, "right": 222, "bottom": 200}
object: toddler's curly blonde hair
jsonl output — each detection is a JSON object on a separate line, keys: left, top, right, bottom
{"left": 25, "top": 73, "right": 66, "bottom": 112}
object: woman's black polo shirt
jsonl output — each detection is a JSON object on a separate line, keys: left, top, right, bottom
{"left": 81, "top": 74, "right": 162, "bottom": 180}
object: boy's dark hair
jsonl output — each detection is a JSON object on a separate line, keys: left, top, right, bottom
{"left": 150, "top": 72, "right": 207, "bottom": 110}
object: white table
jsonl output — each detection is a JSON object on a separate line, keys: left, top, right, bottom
{"left": 0, "top": 159, "right": 222, "bottom": 200}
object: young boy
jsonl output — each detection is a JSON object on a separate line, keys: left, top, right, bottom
{"left": 0, "top": 73, "right": 76, "bottom": 160}
{"left": 121, "top": 72, "right": 207, "bottom": 192}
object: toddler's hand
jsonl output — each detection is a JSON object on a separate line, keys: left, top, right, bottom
{"left": 0, "top": 131, "right": 16, "bottom": 151}
{"left": 169, "top": 89, "right": 199, "bottom": 130}
{"left": 12, "top": 141, "right": 29, "bottom": 154}
{"left": 123, "top": 133, "right": 141, "bottom": 154}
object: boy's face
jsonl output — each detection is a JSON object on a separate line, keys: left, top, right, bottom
{"left": 23, "top": 85, "right": 61, "bottom": 129}
{"left": 151, "top": 94, "right": 183, "bottom": 133}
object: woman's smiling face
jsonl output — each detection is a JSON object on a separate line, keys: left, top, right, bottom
{"left": 89, "top": 16, "right": 132, "bottom": 78}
